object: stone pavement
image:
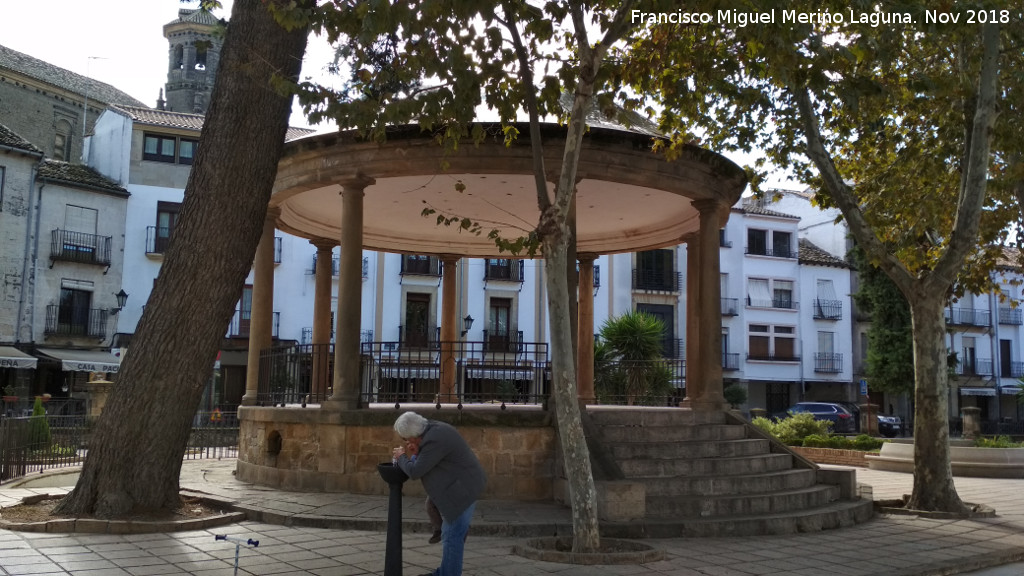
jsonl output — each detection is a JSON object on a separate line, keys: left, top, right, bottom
{"left": 1, "top": 459, "right": 1023, "bottom": 576}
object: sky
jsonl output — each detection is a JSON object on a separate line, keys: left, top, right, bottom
{"left": 0, "top": 0, "right": 793, "bottom": 189}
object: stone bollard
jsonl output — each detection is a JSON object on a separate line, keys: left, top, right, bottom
{"left": 377, "top": 462, "right": 409, "bottom": 576}
{"left": 962, "top": 406, "right": 982, "bottom": 440}
{"left": 859, "top": 403, "right": 879, "bottom": 436}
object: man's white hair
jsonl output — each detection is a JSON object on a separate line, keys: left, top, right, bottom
{"left": 394, "top": 411, "right": 428, "bottom": 439}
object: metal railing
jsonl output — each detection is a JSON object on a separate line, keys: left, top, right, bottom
{"left": 0, "top": 411, "right": 238, "bottom": 484}
{"left": 631, "top": 269, "right": 682, "bottom": 292}
{"left": 400, "top": 256, "right": 441, "bottom": 276}
{"left": 50, "top": 229, "right": 112, "bottom": 266}
{"left": 360, "top": 340, "right": 550, "bottom": 408}
{"left": 946, "top": 307, "right": 991, "bottom": 327}
{"left": 745, "top": 246, "right": 797, "bottom": 258}
{"left": 813, "top": 299, "right": 842, "bottom": 320}
{"left": 999, "top": 308, "right": 1023, "bottom": 325}
{"left": 146, "top": 225, "right": 174, "bottom": 254}
{"left": 747, "top": 297, "right": 799, "bottom": 310}
{"left": 814, "top": 352, "right": 843, "bottom": 373}
{"left": 747, "top": 352, "right": 801, "bottom": 362}
{"left": 957, "top": 359, "right": 994, "bottom": 376}
{"left": 44, "top": 305, "right": 108, "bottom": 338}
{"left": 484, "top": 260, "right": 525, "bottom": 282}
{"left": 1003, "top": 362, "right": 1024, "bottom": 379}
{"left": 722, "top": 353, "right": 740, "bottom": 370}
{"left": 721, "top": 298, "right": 739, "bottom": 316}
{"left": 592, "top": 358, "right": 685, "bottom": 407}
{"left": 227, "top": 309, "right": 279, "bottom": 338}
{"left": 481, "top": 330, "right": 525, "bottom": 353}
{"left": 398, "top": 325, "right": 440, "bottom": 349}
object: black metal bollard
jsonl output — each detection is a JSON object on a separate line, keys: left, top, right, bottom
{"left": 378, "top": 462, "right": 409, "bottom": 576}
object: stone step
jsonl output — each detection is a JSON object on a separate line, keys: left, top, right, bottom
{"left": 639, "top": 469, "right": 818, "bottom": 497}
{"left": 586, "top": 408, "right": 726, "bottom": 427}
{"left": 600, "top": 423, "right": 748, "bottom": 443}
{"left": 618, "top": 452, "right": 794, "bottom": 478}
{"left": 645, "top": 484, "right": 840, "bottom": 519}
{"left": 607, "top": 438, "right": 770, "bottom": 460}
{"left": 598, "top": 499, "right": 875, "bottom": 538}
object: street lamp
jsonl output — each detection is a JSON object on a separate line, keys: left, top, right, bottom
{"left": 110, "top": 289, "right": 129, "bottom": 315}
{"left": 460, "top": 314, "right": 474, "bottom": 337}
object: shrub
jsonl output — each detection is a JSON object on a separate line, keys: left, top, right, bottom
{"left": 723, "top": 384, "right": 747, "bottom": 408}
{"left": 753, "top": 412, "right": 831, "bottom": 445}
{"left": 802, "top": 433, "right": 885, "bottom": 451}
{"left": 975, "top": 435, "right": 1024, "bottom": 448}
{"left": 28, "top": 397, "right": 51, "bottom": 448}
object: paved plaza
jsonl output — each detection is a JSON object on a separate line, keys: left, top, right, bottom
{"left": 1, "top": 459, "right": 1023, "bottom": 576}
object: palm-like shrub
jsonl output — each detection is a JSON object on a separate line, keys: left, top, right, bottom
{"left": 595, "top": 312, "right": 674, "bottom": 405}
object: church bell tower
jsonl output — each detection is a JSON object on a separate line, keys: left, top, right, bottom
{"left": 162, "top": 8, "right": 222, "bottom": 114}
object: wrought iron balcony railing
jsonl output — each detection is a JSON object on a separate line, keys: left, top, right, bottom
{"left": 722, "top": 353, "right": 740, "bottom": 371}
{"left": 745, "top": 246, "right": 796, "bottom": 258}
{"left": 482, "top": 329, "right": 525, "bottom": 354}
{"left": 49, "top": 229, "right": 112, "bottom": 267}
{"left": 746, "top": 297, "right": 799, "bottom": 310}
{"left": 400, "top": 256, "right": 441, "bottom": 276}
{"left": 999, "top": 308, "right": 1023, "bottom": 325}
{"left": 631, "top": 269, "right": 681, "bottom": 292}
{"left": 484, "top": 260, "right": 525, "bottom": 282}
{"left": 814, "top": 352, "right": 843, "bottom": 373}
{"left": 226, "top": 309, "right": 279, "bottom": 338}
{"left": 946, "top": 307, "right": 991, "bottom": 327}
{"left": 813, "top": 299, "right": 842, "bottom": 320}
{"left": 44, "top": 305, "right": 108, "bottom": 338}
{"left": 721, "top": 298, "right": 739, "bottom": 316}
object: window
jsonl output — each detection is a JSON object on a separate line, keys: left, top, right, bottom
{"left": 153, "top": 201, "right": 181, "bottom": 253}
{"left": 52, "top": 279, "right": 100, "bottom": 337}
{"left": 143, "top": 133, "right": 197, "bottom": 164}
{"left": 814, "top": 279, "right": 842, "bottom": 319}
{"left": 485, "top": 259, "right": 520, "bottom": 281}
{"left": 404, "top": 292, "right": 432, "bottom": 347}
{"left": 488, "top": 297, "right": 512, "bottom": 349}
{"left": 773, "top": 280, "right": 793, "bottom": 308}
{"left": 747, "top": 229, "right": 767, "bottom": 255}
{"left": 747, "top": 278, "right": 796, "bottom": 309}
{"left": 634, "top": 249, "right": 677, "bottom": 291}
{"left": 53, "top": 132, "right": 69, "bottom": 162}
{"left": 0, "top": 166, "right": 5, "bottom": 212}
{"left": 747, "top": 278, "right": 771, "bottom": 307}
{"left": 748, "top": 324, "right": 797, "bottom": 361}
{"left": 773, "top": 231, "right": 792, "bottom": 257}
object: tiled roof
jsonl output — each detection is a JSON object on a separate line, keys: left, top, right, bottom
{"left": 110, "top": 104, "right": 316, "bottom": 141}
{"left": 736, "top": 204, "right": 800, "bottom": 220}
{"left": 0, "top": 44, "right": 147, "bottom": 108}
{"left": 169, "top": 8, "right": 221, "bottom": 27}
{"left": 37, "top": 160, "right": 127, "bottom": 195}
{"left": 798, "top": 238, "right": 850, "bottom": 269}
{"left": 0, "top": 122, "right": 43, "bottom": 154}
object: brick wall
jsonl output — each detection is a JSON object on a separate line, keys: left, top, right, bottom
{"left": 791, "top": 446, "right": 870, "bottom": 467}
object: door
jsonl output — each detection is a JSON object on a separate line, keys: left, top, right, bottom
{"left": 487, "top": 297, "right": 512, "bottom": 352}
{"left": 637, "top": 303, "right": 676, "bottom": 358}
{"left": 405, "top": 293, "right": 431, "bottom": 347}
{"left": 1001, "top": 339, "right": 1013, "bottom": 378}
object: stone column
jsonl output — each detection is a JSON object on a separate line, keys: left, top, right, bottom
{"left": 325, "top": 177, "right": 374, "bottom": 410}
{"left": 311, "top": 239, "right": 337, "bottom": 402}
{"left": 682, "top": 234, "right": 701, "bottom": 407}
{"left": 242, "top": 208, "right": 279, "bottom": 406}
{"left": 439, "top": 255, "right": 460, "bottom": 401}
{"left": 577, "top": 254, "right": 597, "bottom": 405}
{"left": 692, "top": 200, "right": 726, "bottom": 411}
{"left": 962, "top": 405, "right": 982, "bottom": 440}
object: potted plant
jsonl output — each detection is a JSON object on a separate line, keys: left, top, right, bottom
{"left": 2, "top": 384, "right": 18, "bottom": 403}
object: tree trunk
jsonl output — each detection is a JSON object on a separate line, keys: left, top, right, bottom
{"left": 55, "top": 0, "right": 309, "bottom": 518}
{"left": 542, "top": 208, "right": 600, "bottom": 552}
{"left": 905, "top": 292, "right": 968, "bottom": 514}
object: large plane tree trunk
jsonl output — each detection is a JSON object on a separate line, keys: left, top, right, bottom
{"left": 55, "top": 0, "right": 309, "bottom": 518}
{"left": 906, "top": 292, "right": 968, "bottom": 514}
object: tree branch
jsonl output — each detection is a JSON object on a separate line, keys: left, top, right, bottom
{"left": 930, "top": 23, "right": 1002, "bottom": 292}
{"left": 790, "top": 84, "right": 915, "bottom": 292}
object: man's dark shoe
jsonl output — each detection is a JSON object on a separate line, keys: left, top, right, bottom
{"left": 429, "top": 531, "right": 442, "bottom": 544}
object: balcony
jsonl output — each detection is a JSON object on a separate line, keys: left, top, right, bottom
{"left": 482, "top": 330, "right": 525, "bottom": 354}
{"left": 146, "top": 226, "right": 173, "bottom": 255}
{"left": 722, "top": 352, "right": 740, "bottom": 371}
{"left": 946, "top": 307, "right": 991, "bottom": 327}
{"left": 746, "top": 297, "right": 799, "bottom": 310}
{"left": 999, "top": 308, "right": 1023, "bottom": 325}
{"left": 401, "top": 255, "right": 441, "bottom": 276}
{"left": 1003, "top": 361, "right": 1024, "bottom": 379}
{"left": 50, "top": 229, "right": 112, "bottom": 267}
{"left": 44, "top": 305, "right": 108, "bottom": 338}
{"left": 399, "top": 325, "right": 440, "bottom": 348}
{"left": 814, "top": 352, "right": 843, "bottom": 373}
{"left": 957, "top": 358, "right": 993, "bottom": 377}
{"left": 747, "top": 352, "right": 800, "bottom": 362}
{"left": 813, "top": 299, "right": 843, "bottom": 320}
{"left": 745, "top": 246, "right": 796, "bottom": 258}
{"left": 310, "top": 255, "right": 369, "bottom": 278}
{"left": 631, "top": 269, "right": 681, "bottom": 292}
{"left": 721, "top": 298, "right": 739, "bottom": 316}
{"left": 484, "top": 260, "right": 525, "bottom": 282}
{"left": 226, "top": 309, "right": 280, "bottom": 338}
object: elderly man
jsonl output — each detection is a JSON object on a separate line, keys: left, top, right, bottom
{"left": 393, "top": 411, "right": 486, "bottom": 576}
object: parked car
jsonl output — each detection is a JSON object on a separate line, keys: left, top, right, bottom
{"left": 877, "top": 414, "right": 903, "bottom": 438}
{"left": 787, "top": 402, "right": 858, "bottom": 433}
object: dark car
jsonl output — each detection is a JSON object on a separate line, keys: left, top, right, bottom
{"left": 877, "top": 414, "right": 903, "bottom": 438}
{"left": 787, "top": 402, "right": 858, "bottom": 433}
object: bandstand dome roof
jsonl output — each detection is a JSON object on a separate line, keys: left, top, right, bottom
{"left": 271, "top": 123, "right": 747, "bottom": 258}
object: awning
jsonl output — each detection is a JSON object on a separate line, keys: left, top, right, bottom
{"left": 466, "top": 367, "right": 537, "bottom": 380}
{"left": 0, "top": 346, "right": 37, "bottom": 369}
{"left": 959, "top": 387, "right": 996, "bottom": 397}
{"left": 379, "top": 364, "right": 438, "bottom": 379}
{"left": 1000, "top": 386, "right": 1023, "bottom": 396}
{"left": 37, "top": 348, "right": 120, "bottom": 373}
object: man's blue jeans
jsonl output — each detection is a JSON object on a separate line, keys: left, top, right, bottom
{"left": 431, "top": 501, "right": 475, "bottom": 576}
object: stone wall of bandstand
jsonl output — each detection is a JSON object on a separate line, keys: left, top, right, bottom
{"left": 237, "top": 405, "right": 558, "bottom": 500}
